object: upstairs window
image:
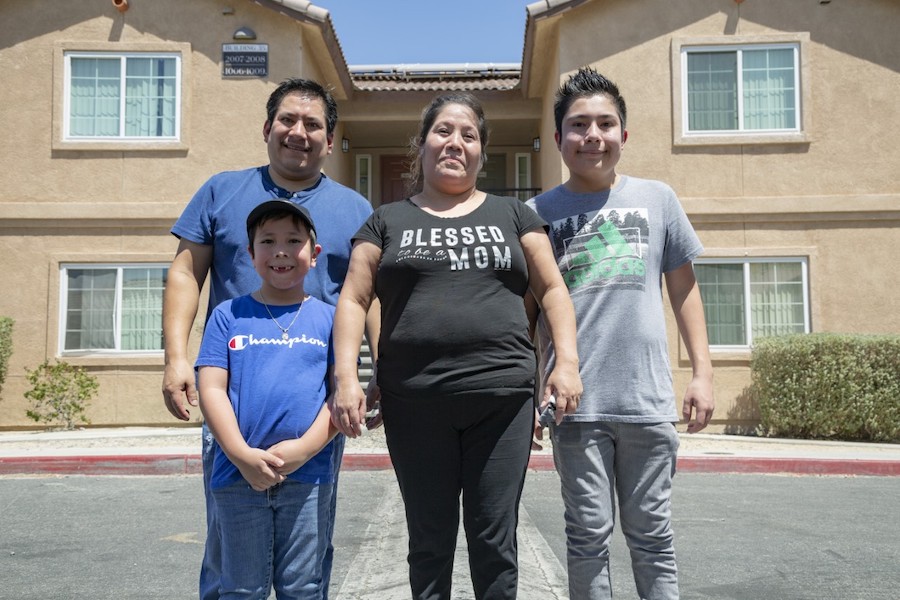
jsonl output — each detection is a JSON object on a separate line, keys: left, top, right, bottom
{"left": 65, "top": 52, "right": 180, "bottom": 141}
{"left": 684, "top": 44, "right": 799, "bottom": 134}
{"left": 60, "top": 265, "right": 168, "bottom": 354}
{"left": 672, "top": 34, "right": 809, "bottom": 146}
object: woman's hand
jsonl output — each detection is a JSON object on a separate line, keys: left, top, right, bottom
{"left": 331, "top": 378, "right": 367, "bottom": 438}
{"left": 544, "top": 361, "right": 583, "bottom": 425}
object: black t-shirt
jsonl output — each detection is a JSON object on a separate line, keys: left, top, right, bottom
{"left": 354, "top": 194, "right": 548, "bottom": 400}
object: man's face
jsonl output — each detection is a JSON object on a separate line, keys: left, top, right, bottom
{"left": 556, "top": 94, "right": 627, "bottom": 187}
{"left": 263, "top": 93, "right": 333, "bottom": 186}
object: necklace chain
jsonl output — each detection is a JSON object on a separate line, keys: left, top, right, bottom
{"left": 258, "top": 291, "right": 305, "bottom": 340}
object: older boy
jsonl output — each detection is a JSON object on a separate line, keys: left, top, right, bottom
{"left": 528, "top": 67, "right": 714, "bottom": 599}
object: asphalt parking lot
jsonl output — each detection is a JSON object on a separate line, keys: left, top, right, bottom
{"left": 2, "top": 470, "right": 898, "bottom": 599}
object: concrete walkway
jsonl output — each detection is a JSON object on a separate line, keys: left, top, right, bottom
{"left": 1, "top": 425, "right": 898, "bottom": 476}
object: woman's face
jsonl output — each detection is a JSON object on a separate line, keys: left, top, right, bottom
{"left": 419, "top": 103, "right": 484, "bottom": 194}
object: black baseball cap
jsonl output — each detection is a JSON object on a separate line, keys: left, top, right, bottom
{"left": 246, "top": 200, "right": 317, "bottom": 242}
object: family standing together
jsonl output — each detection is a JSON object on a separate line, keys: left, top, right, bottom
{"left": 161, "top": 67, "right": 714, "bottom": 600}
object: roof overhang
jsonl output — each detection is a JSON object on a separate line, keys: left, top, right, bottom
{"left": 249, "top": 0, "right": 354, "bottom": 98}
{"left": 521, "top": 0, "right": 593, "bottom": 98}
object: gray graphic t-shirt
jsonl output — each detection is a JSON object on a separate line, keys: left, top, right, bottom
{"left": 527, "top": 176, "right": 703, "bottom": 422}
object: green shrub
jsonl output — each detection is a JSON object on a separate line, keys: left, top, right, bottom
{"left": 24, "top": 360, "right": 99, "bottom": 430}
{"left": 751, "top": 334, "right": 900, "bottom": 442}
{"left": 0, "top": 317, "right": 12, "bottom": 397}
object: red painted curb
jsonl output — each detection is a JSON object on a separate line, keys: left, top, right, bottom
{"left": 676, "top": 456, "right": 900, "bottom": 476}
{"left": 0, "top": 454, "right": 203, "bottom": 476}
{"left": 1, "top": 453, "right": 899, "bottom": 477}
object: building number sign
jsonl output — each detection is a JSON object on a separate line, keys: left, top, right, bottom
{"left": 222, "top": 44, "right": 268, "bottom": 77}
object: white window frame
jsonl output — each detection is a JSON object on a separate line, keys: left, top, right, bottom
{"left": 671, "top": 33, "right": 811, "bottom": 147}
{"left": 63, "top": 51, "right": 182, "bottom": 142}
{"left": 356, "top": 154, "right": 372, "bottom": 200}
{"left": 59, "top": 263, "right": 169, "bottom": 356}
{"left": 53, "top": 41, "right": 191, "bottom": 151}
{"left": 514, "top": 153, "right": 532, "bottom": 201}
{"left": 694, "top": 257, "right": 810, "bottom": 351}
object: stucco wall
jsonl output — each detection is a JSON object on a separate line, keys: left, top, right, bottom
{"left": 1, "top": 0, "right": 897, "bottom": 430}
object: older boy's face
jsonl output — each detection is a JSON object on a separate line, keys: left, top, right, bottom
{"left": 556, "top": 94, "right": 627, "bottom": 188}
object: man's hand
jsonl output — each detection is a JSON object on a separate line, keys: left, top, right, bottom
{"left": 363, "top": 377, "right": 383, "bottom": 430}
{"left": 162, "top": 358, "right": 198, "bottom": 421}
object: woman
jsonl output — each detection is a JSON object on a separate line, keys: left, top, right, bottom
{"left": 331, "top": 92, "right": 581, "bottom": 600}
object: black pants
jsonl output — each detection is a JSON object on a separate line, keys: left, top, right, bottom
{"left": 382, "top": 392, "right": 534, "bottom": 600}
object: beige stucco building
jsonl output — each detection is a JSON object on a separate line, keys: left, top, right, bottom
{"left": 1, "top": 0, "right": 898, "bottom": 431}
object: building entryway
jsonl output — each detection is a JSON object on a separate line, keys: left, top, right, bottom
{"left": 380, "top": 155, "right": 412, "bottom": 205}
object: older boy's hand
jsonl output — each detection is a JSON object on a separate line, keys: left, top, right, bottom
{"left": 235, "top": 448, "right": 286, "bottom": 491}
{"left": 682, "top": 376, "right": 714, "bottom": 433}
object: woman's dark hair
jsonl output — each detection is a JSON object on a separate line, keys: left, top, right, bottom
{"left": 406, "top": 93, "right": 489, "bottom": 196}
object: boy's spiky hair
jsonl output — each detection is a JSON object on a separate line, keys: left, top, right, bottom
{"left": 554, "top": 67, "right": 627, "bottom": 135}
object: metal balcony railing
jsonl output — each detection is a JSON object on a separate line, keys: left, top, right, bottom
{"left": 484, "top": 188, "right": 542, "bottom": 202}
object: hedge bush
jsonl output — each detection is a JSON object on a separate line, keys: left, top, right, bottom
{"left": 751, "top": 333, "right": 900, "bottom": 442}
{"left": 0, "top": 317, "right": 12, "bottom": 397}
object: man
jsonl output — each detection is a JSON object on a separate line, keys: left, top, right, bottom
{"left": 528, "top": 67, "right": 714, "bottom": 599}
{"left": 162, "top": 78, "right": 377, "bottom": 600}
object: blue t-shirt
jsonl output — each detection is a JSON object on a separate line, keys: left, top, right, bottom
{"left": 172, "top": 167, "right": 373, "bottom": 317}
{"left": 196, "top": 294, "right": 335, "bottom": 489}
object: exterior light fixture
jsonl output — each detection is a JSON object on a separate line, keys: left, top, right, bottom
{"left": 233, "top": 26, "right": 257, "bottom": 41}
{"left": 533, "top": 137, "right": 541, "bottom": 152}
{"left": 341, "top": 137, "right": 350, "bottom": 153}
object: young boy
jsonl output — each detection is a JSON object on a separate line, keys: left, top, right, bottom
{"left": 527, "top": 67, "right": 715, "bottom": 599}
{"left": 196, "top": 199, "right": 338, "bottom": 599}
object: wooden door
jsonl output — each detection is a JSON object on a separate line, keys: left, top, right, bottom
{"left": 380, "top": 155, "right": 412, "bottom": 205}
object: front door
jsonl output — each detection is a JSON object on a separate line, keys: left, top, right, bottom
{"left": 380, "top": 155, "right": 411, "bottom": 205}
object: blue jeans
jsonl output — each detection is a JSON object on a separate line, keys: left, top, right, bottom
{"left": 201, "top": 429, "right": 344, "bottom": 600}
{"left": 212, "top": 479, "right": 333, "bottom": 599}
{"left": 200, "top": 423, "right": 221, "bottom": 600}
{"left": 322, "top": 434, "right": 345, "bottom": 599}
{"left": 552, "top": 421, "right": 680, "bottom": 600}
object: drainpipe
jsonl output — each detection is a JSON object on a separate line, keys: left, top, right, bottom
{"left": 113, "top": 0, "right": 128, "bottom": 12}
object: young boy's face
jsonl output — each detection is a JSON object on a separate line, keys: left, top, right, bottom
{"left": 556, "top": 94, "right": 627, "bottom": 189}
{"left": 249, "top": 215, "right": 319, "bottom": 299}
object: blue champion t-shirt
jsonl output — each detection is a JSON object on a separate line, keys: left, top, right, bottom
{"left": 196, "top": 294, "right": 335, "bottom": 489}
